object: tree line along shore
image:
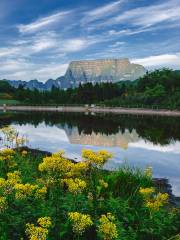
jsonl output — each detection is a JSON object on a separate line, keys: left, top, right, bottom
{"left": 0, "top": 69, "right": 180, "bottom": 110}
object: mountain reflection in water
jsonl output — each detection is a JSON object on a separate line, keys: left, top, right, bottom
{"left": 0, "top": 111, "right": 180, "bottom": 196}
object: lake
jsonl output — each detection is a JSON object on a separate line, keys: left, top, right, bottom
{"left": 0, "top": 111, "right": 180, "bottom": 197}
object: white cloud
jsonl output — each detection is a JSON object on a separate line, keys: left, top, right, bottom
{"left": 83, "top": 0, "right": 124, "bottom": 24}
{"left": 110, "top": 41, "right": 125, "bottom": 47}
{"left": 132, "top": 53, "right": 180, "bottom": 68}
{"left": 129, "top": 139, "right": 180, "bottom": 154}
{"left": 0, "top": 57, "right": 68, "bottom": 81}
{"left": 0, "top": 59, "right": 32, "bottom": 72}
{"left": 34, "top": 63, "right": 68, "bottom": 79}
{"left": 94, "top": 0, "right": 180, "bottom": 29}
{"left": 31, "top": 36, "right": 57, "bottom": 52}
{"left": 0, "top": 0, "right": 180, "bottom": 81}
{"left": 0, "top": 47, "right": 20, "bottom": 57}
{"left": 0, "top": 32, "right": 59, "bottom": 59}
{"left": 108, "top": 27, "right": 154, "bottom": 37}
{"left": 18, "top": 11, "right": 71, "bottom": 33}
{"left": 60, "top": 39, "right": 88, "bottom": 52}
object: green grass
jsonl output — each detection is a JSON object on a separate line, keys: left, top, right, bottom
{"left": 0, "top": 99, "right": 20, "bottom": 105}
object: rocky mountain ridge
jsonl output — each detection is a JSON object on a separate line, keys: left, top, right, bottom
{"left": 6, "top": 58, "right": 146, "bottom": 90}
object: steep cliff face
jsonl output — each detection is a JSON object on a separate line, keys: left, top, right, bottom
{"left": 64, "top": 58, "right": 146, "bottom": 88}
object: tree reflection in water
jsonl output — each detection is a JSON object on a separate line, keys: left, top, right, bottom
{"left": 0, "top": 111, "right": 180, "bottom": 146}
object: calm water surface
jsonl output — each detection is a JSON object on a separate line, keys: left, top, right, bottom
{"left": 0, "top": 111, "right": 180, "bottom": 196}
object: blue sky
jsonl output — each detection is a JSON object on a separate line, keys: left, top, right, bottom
{"left": 0, "top": 0, "right": 180, "bottom": 81}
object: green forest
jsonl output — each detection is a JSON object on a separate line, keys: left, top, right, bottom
{"left": 0, "top": 69, "right": 180, "bottom": 109}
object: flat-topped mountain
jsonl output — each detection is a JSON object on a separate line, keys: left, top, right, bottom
{"left": 64, "top": 58, "right": 146, "bottom": 88}
{"left": 7, "top": 58, "right": 146, "bottom": 90}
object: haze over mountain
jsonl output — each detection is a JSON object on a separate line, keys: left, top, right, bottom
{"left": 7, "top": 58, "right": 146, "bottom": 90}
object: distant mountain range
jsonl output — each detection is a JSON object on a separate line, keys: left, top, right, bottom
{"left": 6, "top": 58, "right": 146, "bottom": 91}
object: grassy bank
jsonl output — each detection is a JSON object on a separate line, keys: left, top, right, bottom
{"left": 0, "top": 99, "right": 20, "bottom": 105}
{"left": 0, "top": 92, "right": 20, "bottom": 105}
{"left": 0, "top": 148, "right": 179, "bottom": 240}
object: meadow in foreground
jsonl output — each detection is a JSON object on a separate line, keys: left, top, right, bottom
{"left": 0, "top": 127, "right": 179, "bottom": 239}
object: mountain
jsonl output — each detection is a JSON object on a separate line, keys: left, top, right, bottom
{"left": 7, "top": 78, "right": 65, "bottom": 91}
{"left": 6, "top": 58, "right": 146, "bottom": 90}
{"left": 64, "top": 58, "right": 146, "bottom": 88}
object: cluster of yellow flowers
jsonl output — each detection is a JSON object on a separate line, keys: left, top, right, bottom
{"left": 68, "top": 212, "right": 93, "bottom": 235}
{"left": 14, "top": 183, "right": 47, "bottom": 200}
{"left": 62, "top": 178, "right": 86, "bottom": 194}
{"left": 98, "top": 213, "right": 118, "bottom": 240}
{"left": 144, "top": 166, "right": 153, "bottom": 178}
{"left": 0, "top": 171, "right": 21, "bottom": 195}
{"left": 145, "top": 192, "right": 169, "bottom": 211}
{"left": 66, "top": 162, "right": 88, "bottom": 178}
{"left": 38, "top": 151, "right": 89, "bottom": 195}
{"left": 37, "top": 217, "right": 52, "bottom": 228}
{"left": 0, "top": 171, "right": 46, "bottom": 201}
{"left": 26, "top": 217, "right": 52, "bottom": 240}
{"left": 39, "top": 151, "right": 88, "bottom": 176}
{"left": 139, "top": 187, "right": 155, "bottom": 199}
{"left": 82, "top": 149, "right": 112, "bottom": 167}
{"left": 0, "top": 196, "right": 7, "bottom": 213}
{"left": 0, "top": 148, "right": 15, "bottom": 162}
{"left": 38, "top": 154, "right": 73, "bottom": 175}
{"left": 139, "top": 187, "right": 169, "bottom": 211}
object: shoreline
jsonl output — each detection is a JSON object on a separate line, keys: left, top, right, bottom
{"left": 0, "top": 105, "right": 180, "bottom": 116}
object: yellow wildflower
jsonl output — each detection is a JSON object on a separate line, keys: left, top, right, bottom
{"left": 34, "top": 186, "right": 47, "bottom": 199}
{"left": 0, "top": 148, "right": 15, "bottom": 156}
{"left": 0, "top": 196, "right": 7, "bottom": 212}
{"left": 7, "top": 171, "right": 21, "bottom": 184}
{"left": 0, "top": 171, "right": 46, "bottom": 200}
{"left": 62, "top": 178, "right": 86, "bottom": 194}
{"left": 38, "top": 154, "right": 73, "bottom": 175}
{"left": 139, "top": 187, "right": 155, "bottom": 199}
{"left": 68, "top": 212, "right": 93, "bottom": 235}
{"left": 0, "top": 148, "right": 15, "bottom": 161}
{"left": 99, "top": 179, "right": 108, "bottom": 188}
{"left": 0, "top": 178, "right": 6, "bottom": 189}
{"left": 16, "top": 137, "right": 26, "bottom": 147}
{"left": 144, "top": 166, "right": 153, "bottom": 178}
{"left": 140, "top": 187, "right": 169, "bottom": 211}
{"left": 51, "top": 150, "right": 65, "bottom": 157}
{"left": 26, "top": 223, "right": 48, "bottom": 240}
{"left": 156, "top": 192, "right": 169, "bottom": 204}
{"left": 26, "top": 217, "right": 52, "bottom": 240}
{"left": 37, "top": 217, "right": 52, "bottom": 228}
{"left": 66, "top": 162, "right": 88, "bottom": 177}
{"left": 0, "top": 178, "right": 14, "bottom": 195}
{"left": 98, "top": 213, "right": 118, "bottom": 240}
{"left": 0, "top": 171, "right": 21, "bottom": 195}
{"left": 82, "top": 149, "right": 112, "bottom": 167}
{"left": 21, "top": 150, "right": 28, "bottom": 156}
{"left": 14, "top": 183, "right": 46, "bottom": 200}
{"left": 145, "top": 193, "right": 169, "bottom": 211}
{"left": 15, "top": 183, "right": 37, "bottom": 199}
